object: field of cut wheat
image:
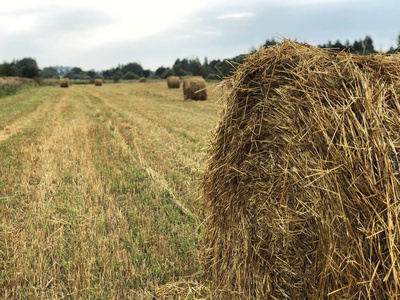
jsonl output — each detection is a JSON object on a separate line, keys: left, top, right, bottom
{"left": 0, "top": 81, "right": 222, "bottom": 299}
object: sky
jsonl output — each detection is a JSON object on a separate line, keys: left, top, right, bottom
{"left": 1, "top": 0, "right": 400, "bottom": 71}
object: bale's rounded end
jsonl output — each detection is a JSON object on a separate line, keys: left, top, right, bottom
{"left": 182, "top": 77, "right": 207, "bottom": 100}
{"left": 60, "top": 78, "right": 69, "bottom": 88}
{"left": 167, "top": 76, "right": 180, "bottom": 89}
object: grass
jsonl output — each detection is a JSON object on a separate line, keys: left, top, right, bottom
{"left": 0, "top": 81, "right": 222, "bottom": 299}
{"left": 0, "top": 78, "right": 33, "bottom": 98}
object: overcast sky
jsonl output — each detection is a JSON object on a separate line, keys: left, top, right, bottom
{"left": 1, "top": 0, "right": 400, "bottom": 71}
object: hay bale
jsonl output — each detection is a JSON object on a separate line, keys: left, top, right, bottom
{"left": 139, "top": 77, "right": 147, "bottom": 83}
{"left": 203, "top": 40, "right": 400, "bottom": 299}
{"left": 167, "top": 76, "right": 180, "bottom": 88}
{"left": 183, "top": 77, "right": 207, "bottom": 100}
{"left": 60, "top": 78, "right": 69, "bottom": 88}
{"left": 94, "top": 79, "right": 102, "bottom": 86}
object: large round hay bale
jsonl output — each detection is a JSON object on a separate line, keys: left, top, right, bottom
{"left": 203, "top": 40, "right": 400, "bottom": 299}
{"left": 60, "top": 78, "right": 69, "bottom": 88}
{"left": 167, "top": 76, "right": 180, "bottom": 88}
{"left": 183, "top": 77, "right": 207, "bottom": 100}
{"left": 94, "top": 79, "right": 102, "bottom": 86}
{"left": 139, "top": 77, "right": 147, "bottom": 83}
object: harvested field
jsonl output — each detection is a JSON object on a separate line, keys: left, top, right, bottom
{"left": 0, "top": 81, "right": 220, "bottom": 299}
{"left": 0, "top": 76, "right": 32, "bottom": 84}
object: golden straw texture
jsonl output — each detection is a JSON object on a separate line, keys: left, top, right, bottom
{"left": 167, "top": 76, "right": 181, "bottom": 89}
{"left": 203, "top": 40, "right": 400, "bottom": 299}
{"left": 183, "top": 77, "right": 207, "bottom": 100}
{"left": 60, "top": 78, "right": 69, "bottom": 88}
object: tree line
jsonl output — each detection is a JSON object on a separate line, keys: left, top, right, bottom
{"left": 1, "top": 34, "right": 399, "bottom": 81}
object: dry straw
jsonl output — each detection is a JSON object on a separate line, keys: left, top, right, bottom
{"left": 167, "top": 76, "right": 181, "bottom": 89}
{"left": 155, "top": 280, "right": 209, "bottom": 299}
{"left": 60, "top": 78, "right": 69, "bottom": 88}
{"left": 202, "top": 40, "right": 400, "bottom": 299}
{"left": 94, "top": 79, "right": 102, "bottom": 86}
{"left": 140, "top": 77, "right": 147, "bottom": 83}
{"left": 59, "top": 78, "right": 69, "bottom": 88}
{"left": 183, "top": 77, "right": 207, "bottom": 100}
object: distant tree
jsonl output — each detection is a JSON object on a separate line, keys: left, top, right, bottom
{"left": 213, "top": 54, "right": 247, "bottom": 77}
{"left": 161, "top": 68, "right": 173, "bottom": 78}
{"left": 121, "top": 63, "right": 143, "bottom": 76}
{"left": 15, "top": 57, "right": 39, "bottom": 78}
{"left": 0, "top": 62, "right": 17, "bottom": 76}
{"left": 113, "top": 74, "right": 121, "bottom": 83}
{"left": 362, "top": 35, "right": 376, "bottom": 54}
{"left": 387, "top": 46, "right": 397, "bottom": 54}
{"left": 172, "top": 61, "right": 191, "bottom": 76}
{"left": 387, "top": 34, "right": 400, "bottom": 53}
{"left": 87, "top": 70, "right": 96, "bottom": 78}
{"left": 113, "top": 71, "right": 123, "bottom": 83}
{"left": 206, "top": 73, "right": 220, "bottom": 81}
{"left": 180, "top": 59, "right": 190, "bottom": 71}
{"left": 325, "top": 40, "right": 333, "bottom": 48}
{"left": 155, "top": 66, "right": 166, "bottom": 77}
{"left": 65, "top": 67, "right": 83, "bottom": 79}
{"left": 209, "top": 59, "right": 221, "bottom": 70}
{"left": 102, "top": 69, "right": 114, "bottom": 79}
{"left": 123, "top": 72, "right": 139, "bottom": 79}
{"left": 188, "top": 58, "right": 203, "bottom": 76}
{"left": 248, "top": 45, "right": 257, "bottom": 53}
{"left": 80, "top": 73, "right": 91, "bottom": 80}
{"left": 264, "top": 38, "right": 279, "bottom": 48}
{"left": 352, "top": 39, "right": 363, "bottom": 54}
{"left": 72, "top": 67, "right": 83, "bottom": 73}
{"left": 173, "top": 58, "right": 197, "bottom": 76}
{"left": 40, "top": 67, "right": 59, "bottom": 78}
{"left": 332, "top": 40, "right": 346, "bottom": 51}
{"left": 142, "top": 69, "right": 151, "bottom": 78}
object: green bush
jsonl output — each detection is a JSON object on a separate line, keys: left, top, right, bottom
{"left": 206, "top": 73, "right": 221, "bottom": 81}
{"left": 123, "top": 72, "right": 139, "bottom": 80}
{"left": 0, "top": 82, "right": 25, "bottom": 97}
{"left": 113, "top": 75, "right": 121, "bottom": 83}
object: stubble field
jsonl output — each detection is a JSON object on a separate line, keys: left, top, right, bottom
{"left": 0, "top": 81, "right": 222, "bottom": 299}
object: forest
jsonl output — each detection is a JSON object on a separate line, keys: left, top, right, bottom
{"left": 0, "top": 35, "right": 399, "bottom": 81}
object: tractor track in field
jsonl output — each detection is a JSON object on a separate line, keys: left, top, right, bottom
{"left": 0, "top": 82, "right": 220, "bottom": 299}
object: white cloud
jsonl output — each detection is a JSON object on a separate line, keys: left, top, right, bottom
{"left": 0, "top": 0, "right": 226, "bottom": 49}
{"left": 198, "top": 30, "right": 223, "bottom": 36}
{"left": 265, "top": 0, "right": 357, "bottom": 4}
{"left": 0, "top": 13, "right": 42, "bottom": 36}
{"left": 217, "top": 12, "right": 255, "bottom": 20}
{"left": 0, "top": 0, "right": 398, "bottom": 71}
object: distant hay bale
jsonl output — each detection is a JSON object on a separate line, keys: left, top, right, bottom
{"left": 60, "top": 78, "right": 69, "bottom": 88}
{"left": 203, "top": 40, "right": 400, "bottom": 299}
{"left": 183, "top": 77, "right": 207, "bottom": 100}
{"left": 94, "top": 79, "right": 102, "bottom": 86}
{"left": 167, "top": 76, "right": 180, "bottom": 88}
{"left": 139, "top": 77, "right": 147, "bottom": 83}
